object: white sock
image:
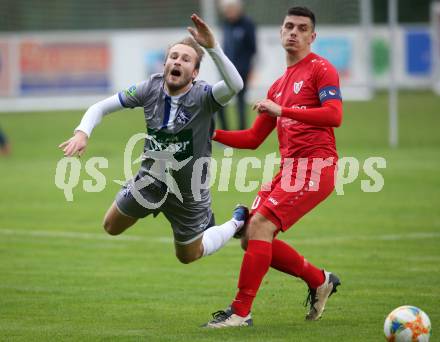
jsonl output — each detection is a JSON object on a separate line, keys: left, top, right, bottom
{"left": 231, "top": 217, "right": 245, "bottom": 228}
{"left": 202, "top": 220, "right": 241, "bottom": 256}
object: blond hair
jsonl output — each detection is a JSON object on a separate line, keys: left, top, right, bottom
{"left": 167, "top": 37, "right": 205, "bottom": 70}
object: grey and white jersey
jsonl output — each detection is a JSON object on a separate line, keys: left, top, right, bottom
{"left": 74, "top": 44, "right": 242, "bottom": 243}
{"left": 118, "top": 73, "right": 221, "bottom": 198}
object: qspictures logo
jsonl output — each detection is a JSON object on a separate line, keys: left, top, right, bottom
{"left": 55, "top": 133, "right": 386, "bottom": 208}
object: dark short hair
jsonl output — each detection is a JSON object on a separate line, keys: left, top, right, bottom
{"left": 167, "top": 37, "right": 205, "bottom": 70}
{"left": 286, "top": 6, "right": 316, "bottom": 30}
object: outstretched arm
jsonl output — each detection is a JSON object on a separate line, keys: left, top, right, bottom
{"left": 188, "top": 14, "right": 243, "bottom": 105}
{"left": 58, "top": 94, "right": 123, "bottom": 157}
{"left": 213, "top": 113, "right": 276, "bottom": 149}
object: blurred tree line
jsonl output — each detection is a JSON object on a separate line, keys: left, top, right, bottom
{"left": 0, "top": 0, "right": 436, "bottom": 31}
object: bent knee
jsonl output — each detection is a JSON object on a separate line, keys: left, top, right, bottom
{"left": 103, "top": 219, "right": 122, "bottom": 236}
{"left": 176, "top": 254, "right": 199, "bottom": 264}
{"left": 249, "top": 213, "right": 270, "bottom": 227}
{"left": 247, "top": 213, "right": 278, "bottom": 240}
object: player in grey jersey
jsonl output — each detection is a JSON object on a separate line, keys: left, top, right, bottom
{"left": 59, "top": 14, "right": 248, "bottom": 264}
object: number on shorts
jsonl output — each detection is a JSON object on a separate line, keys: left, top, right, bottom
{"left": 251, "top": 196, "right": 261, "bottom": 210}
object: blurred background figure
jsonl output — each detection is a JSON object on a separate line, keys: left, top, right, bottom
{"left": 217, "top": 0, "right": 257, "bottom": 130}
{"left": 0, "top": 126, "right": 10, "bottom": 156}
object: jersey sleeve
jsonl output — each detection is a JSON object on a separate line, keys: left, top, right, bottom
{"left": 195, "top": 81, "right": 223, "bottom": 115}
{"left": 214, "top": 113, "right": 276, "bottom": 149}
{"left": 118, "top": 78, "right": 152, "bottom": 108}
{"left": 266, "top": 78, "right": 280, "bottom": 101}
{"left": 280, "top": 63, "right": 343, "bottom": 127}
{"left": 314, "top": 62, "right": 342, "bottom": 104}
{"left": 207, "top": 44, "right": 244, "bottom": 106}
{"left": 74, "top": 94, "right": 123, "bottom": 137}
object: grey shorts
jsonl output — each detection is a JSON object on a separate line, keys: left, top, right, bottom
{"left": 115, "top": 174, "right": 215, "bottom": 244}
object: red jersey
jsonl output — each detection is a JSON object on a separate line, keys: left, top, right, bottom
{"left": 214, "top": 52, "right": 342, "bottom": 163}
{"left": 213, "top": 52, "right": 343, "bottom": 231}
{"left": 268, "top": 52, "right": 342, "bottom": 160}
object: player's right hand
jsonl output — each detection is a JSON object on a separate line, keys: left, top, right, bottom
{"left": 58, "top": 130, "right": 88, "bottom": 157}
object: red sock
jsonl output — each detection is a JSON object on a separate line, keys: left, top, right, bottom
{"left": 271, "top": 239, "right": 325, "bottom": 289}
{"left": 232, "top": 239, "right": 272, "bottom": 317}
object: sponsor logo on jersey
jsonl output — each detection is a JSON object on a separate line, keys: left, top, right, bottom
{"left": 293, "top": 81, "right": 303, "bottom": 94}
{"left": 146, "top": 128, "right": 193, "bottom": 161}
{"left": 279, "top": 104, "right": 306, "bottom": 127}
{"left": 125, "top": 85, "right": 137, "bottom": 97}
{"left": 292, "top": 105, "right": 306, "bottom": 110}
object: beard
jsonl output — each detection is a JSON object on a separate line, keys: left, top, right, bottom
{"left": 166, "top": 77, "right": 191, "bottom": 92}
{"left": 164, "top": 67, "right": 193, "bottom": 93}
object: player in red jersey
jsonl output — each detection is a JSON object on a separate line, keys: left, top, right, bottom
{"left": 204, "top": 7, "right": 342, "bottom": 328}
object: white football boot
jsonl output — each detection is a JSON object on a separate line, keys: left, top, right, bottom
{"left": 203, "top": 306, "right": 253, "bottom": 328}
{"left": 305, "top": 270, "right": 341, "bottom": 321}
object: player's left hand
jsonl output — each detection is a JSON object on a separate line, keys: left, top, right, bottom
{"left": 253, "top": 99, "right": 282, "bottom": 117}
{"left": 188, "top": 14, "right": 216, "bottom": 49}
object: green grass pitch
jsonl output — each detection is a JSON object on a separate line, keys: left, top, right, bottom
{"left": 0, "top": 91, "right": 439, "bottom": 341}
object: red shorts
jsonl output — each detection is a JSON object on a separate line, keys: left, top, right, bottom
{"left": 251, "top": 158, "right": 336, "bottom": 232}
